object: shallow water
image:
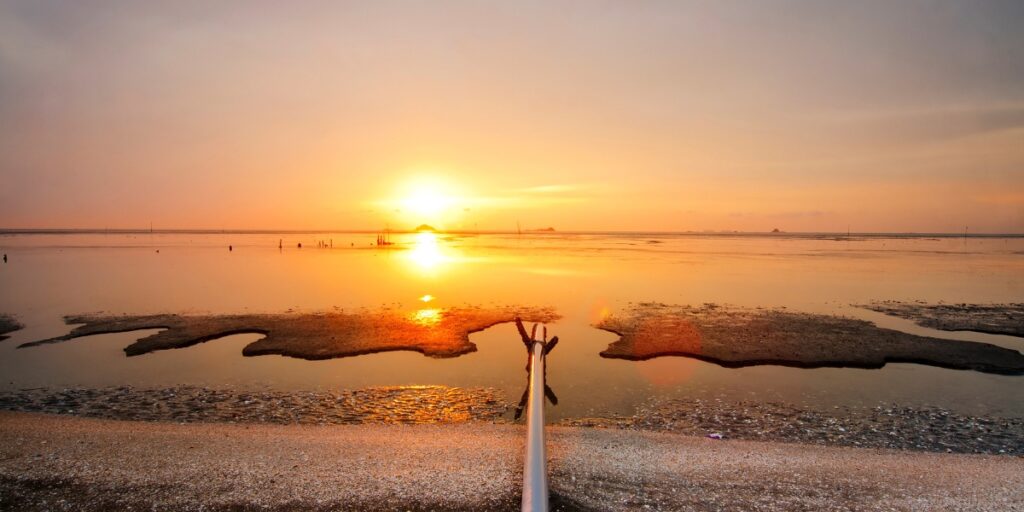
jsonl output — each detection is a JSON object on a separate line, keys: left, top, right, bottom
{"left": 0, "top": 231, "right": 1021, "bottom": 420}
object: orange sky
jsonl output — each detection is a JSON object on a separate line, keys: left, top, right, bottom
{"left": 1, "top": 1, "right": 1022, "bottom": 233}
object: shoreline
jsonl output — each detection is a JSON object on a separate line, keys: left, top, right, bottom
{"left": 1, "top": 385, "right": 1021, "bottom": 456}
{"left": 1, "top": 411, "right": 1021, "bottom": 511}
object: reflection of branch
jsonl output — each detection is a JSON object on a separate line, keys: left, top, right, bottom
{"left": 514, "top": 385, "right": 529, "bottom": 420}
{"left": 544, "top": 384, "right": 558, "bottom": 405}
{"left": 514, "top": 381, "right": 558, "bottom": 420}
{"left": 516, "top": 317, "right": 532, "bottom": 348}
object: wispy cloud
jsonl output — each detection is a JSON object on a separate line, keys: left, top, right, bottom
{"left": 729, "top": 210, "right": 834, "bottom": 219}
{"left": 516, "top": 184, "right": 587, "bottom": 195}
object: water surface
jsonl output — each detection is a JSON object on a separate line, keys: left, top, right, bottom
{"left": 0, "top": 231, "right": 1021, "bottom": 420}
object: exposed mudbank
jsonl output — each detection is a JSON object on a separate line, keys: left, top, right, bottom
{"left": 19, "top": 306, "right": 559, "bottom": 360}
{"left": 4, "top": 385, "right": 1019, "bottom": 455}
{"left": 859, "top": 301, "right": 1023, "bottom": 338}
{"left": 596, "top": 303, "right": 1024, "bottom": 374}
{"left": 562, "top": 397, "right": 1024, "bottom": 455}
{"left": 0, "top": 315, "right": 21, "bottom": 342}
{"left": 0, "top": 385, "right": 511, "bottom": 425}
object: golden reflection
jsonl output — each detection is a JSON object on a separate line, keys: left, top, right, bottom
{"left": 405, "top": 232, "right": 449, "bottom": 274}
{"left": 411, "top": 308, "right": 443, "bottom": 326}
{"left": 590, "top": 300, "right": 612, "bottom": 324}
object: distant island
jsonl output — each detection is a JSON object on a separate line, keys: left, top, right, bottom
{"left": 414, "top": 224, "right": 437, "bottom": 232}
{"left": 532, "top": 227, "right": 556, "bottom": 232}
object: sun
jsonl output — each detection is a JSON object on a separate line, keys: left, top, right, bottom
{"left": 373, "top": 175, "right": 472, "bottom": 229}
{"left": 389, "top": 176, "right": 466, "bottom": 226}
{"left": 402, "top": 184, "right": 452, "bottom": 217}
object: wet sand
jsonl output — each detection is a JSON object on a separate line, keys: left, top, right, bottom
{"left": 860, "top": 301, "right": 1024, "bottom": 338}
{"left": 3, "top": 385, "right": 1021, "bottom": 455}
{"left": 1, "top": 411, "right": 1021, "bottom": 511}
{"left": 597, "top": 303, "right": 1024, "bottom": 374}
{"left": 562, "top": 397, "right": 1023, "bottom": 455}
{"left": 0, "top": 385, "right": 511, "bottom": 425}
{"left": 0, "top": 314, "right": 21, "bottom": 341}
{"left": 20, "top": 306, "right": 559, "bottom": 359}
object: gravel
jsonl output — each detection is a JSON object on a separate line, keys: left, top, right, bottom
{"left": 1, "top": 411, "right": 1022, "bottom": 511}
{"left": 560, "top": 397, "right": 1024, "bottom": 456}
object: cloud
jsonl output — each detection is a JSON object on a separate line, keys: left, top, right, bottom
{"left": 516, "top": 184, "right": 587, "bottom": 194}
{"left": 971, "top": 192, "right": 1024, "bottom": 206}
{"left": 729, "top": 210, "right": 834, "bottom": 219}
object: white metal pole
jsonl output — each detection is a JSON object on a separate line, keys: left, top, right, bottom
{"left": 521, "top": 340, "right": 548, "bottom": 512}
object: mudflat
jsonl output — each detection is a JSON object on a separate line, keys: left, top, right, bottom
{"left": 19, "top": 306, "right": 559, "bottom": 359}
{"left": 860, "top": 301, "right": 1024, "bottom": 338}
{"left": 0, "top": 314, "right": 21, "bottom": 342}
{"left": 596, "top": 303, "right": 1024, "bottom": 374}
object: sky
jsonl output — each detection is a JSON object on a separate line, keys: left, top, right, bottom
{"left": 1, "top": 0, "right": 1023, "bottom": 233}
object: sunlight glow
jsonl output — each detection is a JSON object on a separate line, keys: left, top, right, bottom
{"left": 419, "top": 294, "right": 435, "bottom": 302}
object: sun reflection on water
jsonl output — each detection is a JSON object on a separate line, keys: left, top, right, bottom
{"left": 406, "top": 232, "right": 448, "bottom": 274}
{"left": 411, "top": 308, "right": 443, "bottom": 326}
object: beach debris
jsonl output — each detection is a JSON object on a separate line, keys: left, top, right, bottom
{"left": 20, "top": 306, "right": 560, "bottom": 360}
{"left": 596, "top": 303, "right": 1024, "bottom": 374}
{"left": 858, "top": 301, "right": 1024, "bottom": 338}
{"left": 706, "top": 433, "right": 723, "bottom": 440}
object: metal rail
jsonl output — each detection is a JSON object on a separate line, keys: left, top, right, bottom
{"left": 517, "top": 319, "right": 557, "bottom": 512}
{"left": 522, "top": 340, "right": 548, "bottom": 512}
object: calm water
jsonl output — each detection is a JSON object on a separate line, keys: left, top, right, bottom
{"left": 0, "top": 232, "right": 1022, "bottom": 420}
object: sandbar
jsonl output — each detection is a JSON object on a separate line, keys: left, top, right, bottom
{"left": 596, "top": 303, "right": 1024, "bottom": 374}
{"left": 20, "top": 306, "right": 559, "bottom": 360}
{"left": 0, "top": 314, "right": 21, "bottom": 342}
{"left": 860, "top": 301, "right": 1024, "bottom": 338}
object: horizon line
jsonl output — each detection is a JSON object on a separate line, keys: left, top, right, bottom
{"left": 1, "top": 227, "right": 1022, "bottom": 238}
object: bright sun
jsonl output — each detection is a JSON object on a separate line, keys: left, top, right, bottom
{"left": 403, "top": 185, "right": 452, "bottom": 217}
{"left": 393, "top": 177, "right": 463, "bottom": 225}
